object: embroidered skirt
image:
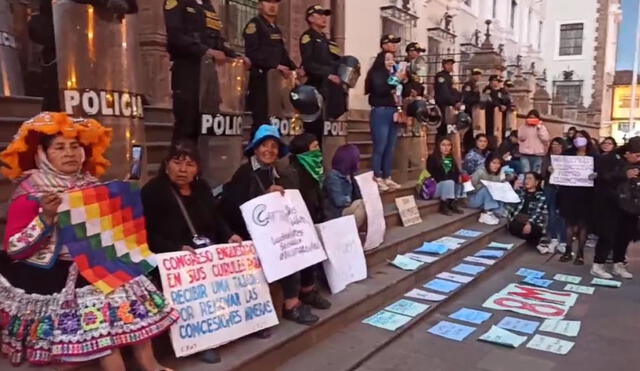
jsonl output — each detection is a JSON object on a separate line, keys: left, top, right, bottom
{"left": 0, "top": 271, "right": 178, "bottom": 366}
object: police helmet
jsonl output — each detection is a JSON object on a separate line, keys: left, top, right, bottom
{"left": 456, "top": 111, "right": 472, "bottom": 131}
{"left": 337, "top": 55, "right": 361, "bottom": 88}
{"left": 289, "top": 85, "right": 323, "bottom": 122}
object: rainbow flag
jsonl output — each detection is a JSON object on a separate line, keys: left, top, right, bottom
{"left": 58, "top": 181, "right": 157, "bottom": 294}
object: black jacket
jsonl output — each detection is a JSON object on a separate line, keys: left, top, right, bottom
{"left": 461, "top": 80, "right": 480, "bottom": 114}
{"left": 434, "top": 70, "right": 460, "bottom": 107}
{"left": 300, "top": 28, "right": 340, "bottom": 89}
{"left": 367, "top": 69, "right": 396, "bottom": 107}
{"left": 141, "top": 175, "right": 232, "bottom": 254}
{"left": 427, "top": 155, "right": 460, "bottom": 183}
{"left": 290, "top": 157, "right": 325, "bottom": 224}
{"left": 243, "top": 15, "right": 296, "bottom": 72}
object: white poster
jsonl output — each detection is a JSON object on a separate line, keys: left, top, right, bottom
{"left": 550, "top": 155, "right": 594, "bottom": 187}
{"left": 395, "top": 195, "right": 422, "bottom": 227}
{"left": 240, "top": 190, "right": 327, "bottom": 282}
{"left": 481, "top": 180, "right": 521, "bottom": 203}
{"left": 157, "top": 243, "right": 279, "bottom": 357}
{"left": 316, "top": 215, "right": 367, "bottom": 294}
{"left": 355, "top": 171, "right": 386, "bottom": 250}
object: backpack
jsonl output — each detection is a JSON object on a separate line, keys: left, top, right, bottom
{"left": 416, "top": 170, "right": 437, "bottom": 200}
{"left": 617, "top": 177, "right": 640, "bottom": 216}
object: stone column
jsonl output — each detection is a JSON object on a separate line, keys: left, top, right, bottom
{"left": 138, "top": 0, "right": 172, "bottom": 107}
{"left": 532, "top": 86, "right": 551, "bottom": 116}
{"left": 551, "top": 96, "right": 568, "bottom": 118}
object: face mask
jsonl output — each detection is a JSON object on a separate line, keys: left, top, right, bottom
{"left": 574, "top": 137, "right": 588, "bottom": 148}
{"left": 296, "top": 149, "right": 324, "bottom": 182}
{"left": 525, "top": 117, "right": 540, "bottom": 126}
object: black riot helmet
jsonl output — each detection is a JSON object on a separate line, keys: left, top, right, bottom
{"left": 337, "top": 55, "right": 361, "bottom": 88}
{"left": 289, "top": 85, "right": 323, "bottom": 122}
{"left": 456, "top": 111, "right": 472, "bottom": 131}
{"left": 407, "top": 99, "right": 441, "bottom": 127}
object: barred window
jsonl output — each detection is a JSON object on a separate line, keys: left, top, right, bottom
{"left": 554, "top": 82, "right": 583, "bottom": 106}
{"left": 222, "top": 0, "right": 259, "bottom": 51}
{"left": 558, "top": 23, "right": 584, "bottom": 56}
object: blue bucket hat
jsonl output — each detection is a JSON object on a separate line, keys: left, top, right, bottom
{"left": 245, "top": 124, "right": 289, "bottom": 158}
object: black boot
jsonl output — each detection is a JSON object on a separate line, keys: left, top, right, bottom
{"left": 559, "top": 246, "right": 573, "bottom": 262}
{"left": 439, "top": 200, "right": 452, "bottom": 216}
{"left": 448, "top": 200, "right": 464, "bottom": 214}
{"left": 283, "top": 304, "right": 319, "bottom": 325}
{"left": 300, "top": 289, "right": 332, "bottom": 310}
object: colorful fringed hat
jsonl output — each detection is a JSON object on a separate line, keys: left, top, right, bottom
{"left": 0, "top": 112, "right": 113, "bottom": 180}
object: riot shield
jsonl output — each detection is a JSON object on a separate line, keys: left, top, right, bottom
{"left": 199, "top": 57, "right": 248, "bottom": 187}
{"left": 0, "top": 1, "right": 25, "bottom": 96}
{"left": 267, "top": 69, "right": 299, "bottom": 139}
{"left": 53, "top": 0, "right": 144, "bottom": 180}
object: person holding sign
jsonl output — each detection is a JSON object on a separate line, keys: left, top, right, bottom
{"left": 468, "top": 154, "right": 506, "bottom": 225}
{"left": 591, "top": 137, "right": 640, "bottom": 279}
{"left": 517, "top": 110, "right": 549, "bottom": 173}
{"left": 505, "top": 172, "right": 547, "bottom": 245}
{"left": 221, "top": 125, "right": 330, "bottom": 325}
{"left": 0, "top": 113, "right": 177, "bottom": 368}
{"left": 427, "top": 137, "right": 464, "bottom": 216}
{"left": 557, "top": 131, "right": 598, "bottom": 265}
{"left": 540, "top": 137, "right": 568, "bottom": 254}
{"left": 142, "top": 141, "right": 245, "bottom": 363}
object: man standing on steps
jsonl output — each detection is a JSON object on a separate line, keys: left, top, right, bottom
{"left": 164, "top": 0, "right": 240, "bottom": 144}
{"left": 244, "top": 0, "right": 297, "bottom": 139}
{"left": 461, "top": 68, "right": 483, "bottom": 152}
{"left": 434, "top": 58, "right": 462, "bottom": 141}
{"left": 299, "top": 4, "right": 346, "bottom": 147}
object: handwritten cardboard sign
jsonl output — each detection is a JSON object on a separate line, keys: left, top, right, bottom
{"left": 157, "top": 243, "right": 279, "bottom": 357}
{"left": 240, "top": 190, "right": 327, "bottom": 282}
{"left": 355, "top": 172, "right": 386, "bottom": 250}
{"left": 480, "top": 180, "right": 520, "bottom": 203}
{"left": 550, "top": 155, "right": 594, "bottom": 187}
{"left": 395, "top": 195, "right": 422, "bottom": 227}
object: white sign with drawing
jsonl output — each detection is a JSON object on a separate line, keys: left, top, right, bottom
{"left": 316, "top": 215, "right": 367, "bottom": 294}
{"left": 355, "top": 172, "right": 386, "bottom": 250}
{"left": 240, "top": 190, "right": 327, "bottom": 282}
{"left": 395, "top": 195, "right": 422, "bottom": 227}
{"left": 481, "top": 180, "right": 521, "bottom": 203}
{"left": 550, "top": 155, "right": 594, "bottom": 187}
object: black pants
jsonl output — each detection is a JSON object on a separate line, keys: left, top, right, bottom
{"left": 594, "top": 208, "right": 637, "bottom": 264}
{"left": 248, "top": 70, "right": 269, "bottom": 140}
{"left": 171, "top": 59, "right": 202, "bottom": 143}
{"left": 507, "top": 220, "right": 543, "bottom": 243}
{"left": 279, "top": 266, "right": 316, "bottom": 299}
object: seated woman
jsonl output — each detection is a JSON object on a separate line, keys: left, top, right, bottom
{"left": 289, "top": 133, "right": 325, "bottom": 224}
{"left": 468, "top": 154, "right": 505, "bottom": 225}
{"left": 142, "top": 141, "right": 244, "bottom": 364}
{"left": 427, "top": 137, "right": 463, "bottom": 216}
{"left": 462, "top": 133, "right": 489, "bottom": 175}
{"left": 0, "top": 113, "right": 177, "bottom": 369}
{"left": 505, "top": 172, "right": 548, "bottom": 245}
{"left": 323, "top": 144, "right": 366, "bottom": 228}
{"left": 221, "top": 125, "right": 330, "bottom": 326}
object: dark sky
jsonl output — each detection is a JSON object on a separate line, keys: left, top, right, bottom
{"left": 617, "top": 0, "right": 640, "bottom": 70}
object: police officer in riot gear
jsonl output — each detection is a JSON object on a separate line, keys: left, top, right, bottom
{"left": 299, "top": 4, "right": 346, "bottom": 146}
{"left": 164, "top": 0, "right": 240, "bottom": 143}
{"left": 433, "top": 58, "right": 461, "bottom": 139}
{"left": 461, "top": 68, "right": 482, "bottom": 151}
{"left": 244, "top": 0, "right": 297, "bottom": 138}
{"left": 403, "top": 42, "right": 425, "bottom": 98}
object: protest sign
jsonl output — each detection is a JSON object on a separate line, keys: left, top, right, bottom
{"left": 157, "top": 243, "right": 279, "bottom": 357}
{"left": 526, "top": 334, "right": 575, "bottom": 355}
{"left": 362, "top": 310, "right": 412, "bottom": 331}
{"left": 550, "top": 155, "right": 594, "bottom": 187}
{"left": 427, "top": 320, "right": 476, "bottom": 342}
{"left": 480, "top": 180, "right": 520, "bottom": 203}
{"left": 240, "top": 190, "right": 327, "bottom": 282}
{"left": 355, "top": 172, "right": 386, "bottom": 250}
{"left": 496, "top": 316, "right": 540, "bottom": 334}
{"left": 395, "top": 195, "right": 422, "bottom": 227}
{"left": 539, "top": 320, "right": 581, "bottom": 337}
{"left": 482, "top": 293, "right": 570, "bottom": 319}
{"left": 478, "top": 326, "right": 528, "bottom": 348}
{"left": 316, "top": 216, "right": 367, "bottom": 294}
{"left": 498, "top": 283, "right": 578, "bottom": 307}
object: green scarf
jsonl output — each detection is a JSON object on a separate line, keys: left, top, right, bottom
{"left": 296, "top": 150, "right": 324, "bottom": 182}
{"left": 442, "top": 156, "right": 454, "bottom": 173}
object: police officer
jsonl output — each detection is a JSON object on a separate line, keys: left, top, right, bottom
{"left": 433, "top": 58, "right": 461, "bottom": 139}
{"left": 461, "top": 68, "right": 482, "bottom": 151}
{"left": 299, "top": 4, "right": 345, "bottom": 146}
{"left": 403, "top": 42, "right": 425, "bottom": 98}
{"left": 164, "top": 0, "right": 240, "bottom": 143}
{"left": 380, "top": 34, "right": 402, "bottom": 55}
{"left": 244, "top": 0, "right": 297, "bottom": 138}
{"left": 483, "top": 75, "right": 509, "bottom": 145}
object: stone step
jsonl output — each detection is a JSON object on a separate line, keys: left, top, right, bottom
{"left": 348, "top": 129, "right": 371, "bottom": 142}
{"left": 144, "top": 121, "right": 174, "bottom": 143}
{"left": 276, "top": 229, "right": 527, "bottom": 371}
{"left": 350, "top": 140, "right": 373, "bottom": 156}
{"left": 382, "top": 199, "right": 439, "bottom": 229}
{"left": 159, "top": 219, "right": 518, "bottom": 371}
{"left": 146, "top": 141, "right": 172, "bottom": 166}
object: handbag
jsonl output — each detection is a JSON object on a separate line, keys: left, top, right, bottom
{"left": 170, "top": 188, "right": 211, "bottom": 248}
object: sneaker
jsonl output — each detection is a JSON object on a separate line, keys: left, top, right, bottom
{"left": 556, "top": 243, "right": 567, "bottom": 254}
{"left": 376, "top": 178, "right": 390, "bottom": 192}
{"left": 547, "top": 239, "right": 559, "bottom": 254}
{"left": 282, "top": 304, "right": 319, "bottom": 325}
{"left": 590, "top": 263, "right": 613, "bottom": 279}
{"left": 479, "top": 212, "right": 499, "bottom": 225}
{"left": 612, "top": 262, "right": 633, "bottom": 279}
{"left": 384, "top": 178, "right": 402, "bottom": 190}
{"left": 536, "top": 240, "right": 550, "bottom": 255}
{"left": 585, "top": 234, "right": 598, "bottom": 248}
{"left": 300, "top": 289, "right": 332, "bottom": 310}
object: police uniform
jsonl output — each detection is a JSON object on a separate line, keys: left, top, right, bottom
{"left": 300, "top": 5, "right": 346, "bottom": 145}
{"left": 244, "top": 8, "right": 296, "bottom": 137}
{"left": 461, "top": 69, "right": 482, "bottom": 151}
{"left": 484, "top": 76, "right": 509, "bottom": 143}
{"left": 433, "top": 60, "right": 460, "bottom": 138}
{"left": 164, "top": 0, "right": 236, "bottom": 142}
{"left": 402, "top": 42, "right": 425, "bottom": 99}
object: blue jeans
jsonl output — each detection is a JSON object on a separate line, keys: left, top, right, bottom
{"left": 467, "top": 187, "right": 502, "bottom": 212}
{"left": 520, "top": 155, "right": 543, "bottom": 173}
{"left": 370, "top": 107, "right": 399, "bottom": 178}
{"left": 435, "top": 180, "right": 463, "bottom": 200}
{"left": 545, "top": 186, "right": 567, "bottom": 243}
